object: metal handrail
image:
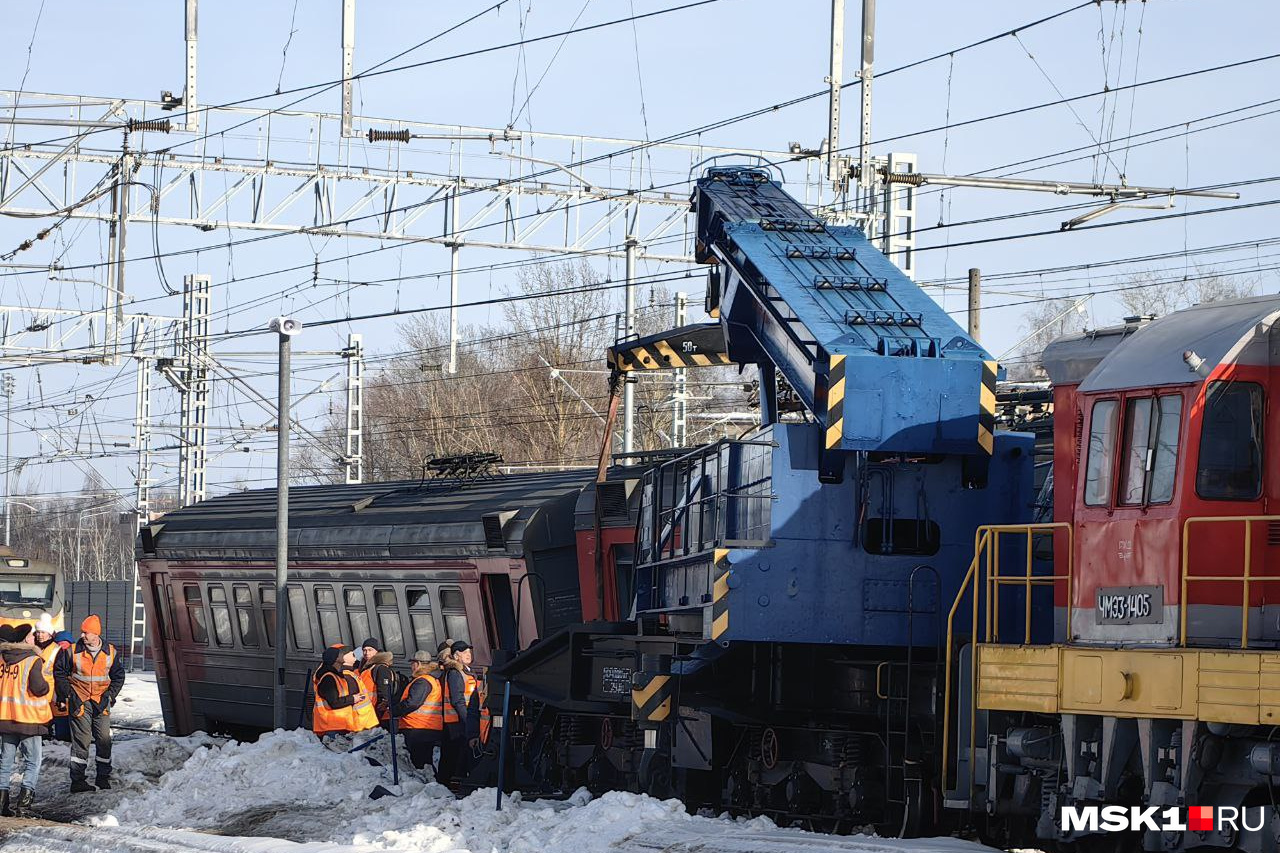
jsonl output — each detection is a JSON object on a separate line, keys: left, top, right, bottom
{"left": 1180, "top": 515, "right": 1280, "bottom": 650}
{"left": 940, "top": 522, "right": 1073, "bottom": 798}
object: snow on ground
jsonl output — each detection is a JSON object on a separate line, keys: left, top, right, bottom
{"left": 110, "top": 671, "right": 165, "bottom": 732}
{"left": 1, "top": 729, "right": 1002, "bottom": 853}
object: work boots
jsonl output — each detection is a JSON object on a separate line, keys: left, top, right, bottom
{"left": 0, "top": 789, "right": 9, "bottom": 817}
{"left": 11, "top": 788, "right": 33, "bottom": 818}
{"left": 96, "top": 777, "right": 112, "bottom": 790}
{"left": 69, "top": 779, "right": 95, "bottom": 793}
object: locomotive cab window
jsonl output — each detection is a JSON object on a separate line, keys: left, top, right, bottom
{"left": 1083, "top": 399, "right": 1119, "bottom": 506}
{"left": 1118, "top": 394, "right": 1182, "bottom": 506}
{"left": 1197, "top": 381, "right": 1264, "bottom": 500}
{"left": 183, "top": 584, "right": 208, "bottom": 645}
{"left": 208, "top": 584, "right": 234, "bottom": 647}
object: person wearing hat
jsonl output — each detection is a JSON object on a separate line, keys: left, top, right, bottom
{"left": 356, "top": 637, "right": 398, "bottom": 725}
{"left": 311, "top": 645, "right": 378, "bottom": 738}
{"left": 54, "top": 614, "right": 124, "bottom": 792}
{"left": 436, "top": 639, "right": 476, "bottom": 786}
{"left": 48, "top": 631, "right": 74, "bottom": 742}
{"left": 391, "top": 650, "right": 444, "bottom": 772}
{"left": 0, "top": 622, "right": 51, "bottom": 817}
{"left": 32, "top": 614, "right": 62, "bottom": 723}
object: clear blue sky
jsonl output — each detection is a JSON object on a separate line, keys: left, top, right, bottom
{"left": 2, "top": 0, "right": 1278, "bottom": 501}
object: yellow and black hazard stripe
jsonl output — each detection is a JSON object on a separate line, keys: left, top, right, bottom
{"left": 710, "top": 548, "right": 730, "bottom": 641}
{"left": 978, "top": 359, "right": 998, "bottom": 454}
{"left": 631, "top": 672, "right": 673, "bottom": 724}
{"left": 824, "top": 354, "right": 846, "bottom": 451}
{"left": 610, "top": 343, "right": 732, "bottom": 372}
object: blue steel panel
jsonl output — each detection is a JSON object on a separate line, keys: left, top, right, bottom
{"left": 695, "top": 169, "right": 995, "bottom": 455}
{"left": 713, "top": 424, "right": 1037, "bottom": 647}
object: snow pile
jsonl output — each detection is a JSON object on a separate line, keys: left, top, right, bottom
{"left": 103, "top": 729, "right": 437, "bottom": 830}
{"left": 62, "top": 730, "right": 1000, "bottom": 853}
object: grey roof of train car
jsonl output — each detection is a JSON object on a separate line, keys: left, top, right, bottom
{"left": 142, "top": 469, "right": 596, "bottom": 562}
{"left": 1040, "top": 321, "right": 1143, "bottom": 386}
{"left": 1080, "top": 294, "right": 1280, "bottom": 393}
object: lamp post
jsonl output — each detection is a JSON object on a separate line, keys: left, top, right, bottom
{"left": 3, "top": 375, "right": 15, "bottom": 547}
{"left": 270, "top": 316, "right": 302, "bottom": 730}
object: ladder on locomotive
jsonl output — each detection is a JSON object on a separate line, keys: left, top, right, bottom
{"left": 882, "top": 565, "right": 941, "bottom": 823}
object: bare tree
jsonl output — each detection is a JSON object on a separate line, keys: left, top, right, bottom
{"left": 1119, "top": 267, "right": 1260, "bottom": 319}
{"left": 1007, "top": 297, "right": 1090, "bottom": 380}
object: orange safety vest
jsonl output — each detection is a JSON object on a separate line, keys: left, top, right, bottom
{"left": 70, "top": 644, "right": 116, "bottom": 703}
{"left": 0, "top": 655, "right": 52, "bottom": 726}
{"left": 398, "top": 674, "right": 444, "bottom": 731}
{"left": 356, "top": 664, "right": 392, "bottom": 721}
{"left": 312, "top": 670, "right": 379, "bottom": 735}
{"left": 38, "top": 644, "right": 64, "bottom": 718}
{"left": 442, "top": 669, "right": 477, "bottom": 725}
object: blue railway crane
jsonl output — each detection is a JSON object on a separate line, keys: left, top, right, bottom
{"left": 495, "top": 165, "right": 1037, "bottom": 833}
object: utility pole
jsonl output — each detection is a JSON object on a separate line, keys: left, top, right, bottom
{"left": 2, "top": 375, "right": 13, "bottom": 548}
{"left": 967, "top": 268, "right": 981, "bottom": 342}
{"left": 671, "top": 293, "right": 688, "bottom": 449}
{"left": 826, "top": 0, "right": 845, "bottom": 185}
{"left": 343, "top": 332, "right": 364, "bottom": 484}
{"left": 177, "top": 274, "right": 211, "bottom": 507}
{"left": 110, "top": 139, "right": 132, "bottom": 365}
{"left": 856, "top": 0, "right": 875, "bottom": 195}
{"left": 271, "top": 315, "right": 301, "bottom": 730}
{"left": 622, "top": 236, "right": 638, "bottom": 457}
{"left": 448, "top": 181, "right": 461, "bottom": 374}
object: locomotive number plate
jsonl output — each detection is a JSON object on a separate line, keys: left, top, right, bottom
{"left": 1096, "top": 585, "right": 1164, "bottom": 625}
{"left": 601, "top": 666, "right": 633, "bottom": 696}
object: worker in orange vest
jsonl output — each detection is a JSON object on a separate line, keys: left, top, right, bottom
{"left": 54, "top": 615, "right": 124, "bottom": 793}
{"left": 440, "top": 640, "right": 481, "bottom": 785}
{"left": 391, "top": 650, "right": 444, "bottom": 771}
{"left": 356, "top": 637, "right": 398, "bottom": 724}
{"left": 0, "top": 623, "right": 51, "bottom": 817}
{"left": 477, "top": 673, "right": 492, "bottom": 747}
{"left": 311, "top": 645, "right": 379, "bottom": 739}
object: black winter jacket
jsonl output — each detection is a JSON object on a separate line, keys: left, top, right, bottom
{"left": 314, "top": 664, "right": 362, "bottom": 710}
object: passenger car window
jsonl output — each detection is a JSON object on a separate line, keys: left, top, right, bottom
{"left": 208, "top": 584, "right": 234, "bottom": 647}
{"left": 314, "top": 585, "right": 342, "bottom": 646}
{"left": 234, "top": 584, "right": 258, "bottom": 647}
{"left": 1197, "top": 381, "right": 1264, "bottom": 500}
{"left": 288, "top": 585, "right": 312, "bottom": 650}
{"left": 1084, "top": 400, "right": 1118, "bottom": 506}
{"left": 406, "top": 587, "right": 436, "bottom": 653}
{"left": 345, "top": 587, "right": 371, "bottom": 645}
{"left": 440, "top": 587, "right": 470, "bottom": 643}
{"left": 374, "top": 587, "right": 405, "bottom": 655}
{"left": 183, "top": 585, "right": 208, "bottom": 645}
{"left": 260, "top": 586, "right": 275, "bottom": 648}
